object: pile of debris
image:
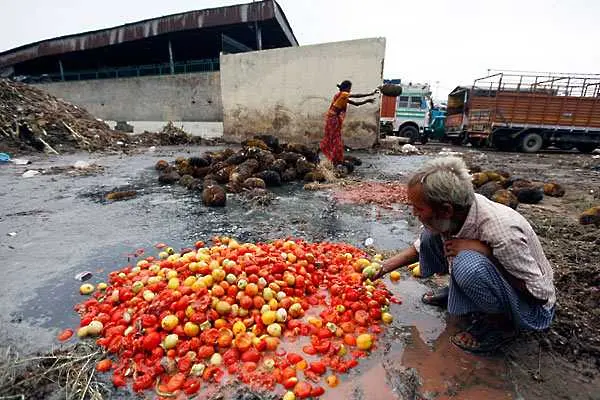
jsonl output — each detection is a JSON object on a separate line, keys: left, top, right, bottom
{"left": 131, "top": 122, "right": 221, "bottom": 147}
{"left": 0, "top": 79, "right": 129, "bottom": 154}
{"left": 155, "top": 135, "right": 361, "bottom": 206}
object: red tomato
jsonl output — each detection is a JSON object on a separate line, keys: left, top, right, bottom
{"left": 287, "top": 353, "right": 303, "bottom": 364}
{"left": 294, "top": 381, "right": 313, "bottom": 399}
{"left": 197, "top": 345, "right": 215, "bottom": 359}
{"left": 166, "top": 372, "right": 186, "bottom": 391}
{"left": 283, "top": 377, "right": 298, "bottom": 389}
{"left": 302, "top": 345, "right": 317, "bottom": 355}
{"left": 57, "top": 329, "right": 73, "bottom": 341}
{"left": 223, "top": 348, "right": 240, "bottom": 365}
{"left": 369, "top": 308, "right": 381, "bottom": 320}
{"left": 95, "top": 359, "right": 112, "bottom": 372}
{"left": 177, "top": 356, "right": 192, "bottom": 372}
{"left": 354, "top": 310, "right": 369, "bottom": 326}
{"left": 132, "top": 373, "right": 153, "bottom": 392}
{"left": 309, "top": 361, "right": 326, "bottom": 375}
{"left": 142, "top": 332, "right": 161, "bottom": 351}
{"left": 241, "top": 348, "right": 261, "bottom": 363}
{"left": 111, "top": 373, "right": 126, "bottom": 387}
{"left": 183, "top": 378, "right": 201, "bottom": 395}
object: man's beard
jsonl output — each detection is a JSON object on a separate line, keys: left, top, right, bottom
{"left": 424, "top": 218, "right": 457, "bottom": 235}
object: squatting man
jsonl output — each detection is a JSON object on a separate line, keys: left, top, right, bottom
{"left": 373, "top": 157, "right": 555, "bottom": 353}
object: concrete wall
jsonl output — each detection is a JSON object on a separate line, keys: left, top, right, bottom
{"left": 35, "top": 72, "right": 222, "bottom": 123}
{"left": 220, "top": 38, "right": 385, "bottom": 149}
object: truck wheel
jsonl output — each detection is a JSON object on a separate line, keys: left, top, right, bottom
{"left": 469, "top": 138, "right": 486, "bottom": 148}
{"left": 519, "top": 132, "right": 543, "bottom": 153}
{"left": 399, "top": 126, "right": 419, "bottom": 144}
{"left": 576, "top": 144, "right": 598, "bottom": 153}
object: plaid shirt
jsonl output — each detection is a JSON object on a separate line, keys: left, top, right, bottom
{"left": 415, "top": 194, "right": 556, "bottom": 309}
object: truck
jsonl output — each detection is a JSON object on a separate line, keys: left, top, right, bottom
{"left": 444, "top": 72, "right": 600, "bottom": 153}
{"left": 380, "top": 81, "right": 432, "bottom": 144}
{"left": 424, "top": 104, "right": 446, "bottom": 141}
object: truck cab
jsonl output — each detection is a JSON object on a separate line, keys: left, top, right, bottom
{"left": 380, "top": 81, "right": 432, "bottom": 144}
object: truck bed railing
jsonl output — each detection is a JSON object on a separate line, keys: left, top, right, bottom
{"left": 472, "top": 71, "right": 600, "bottom": 98}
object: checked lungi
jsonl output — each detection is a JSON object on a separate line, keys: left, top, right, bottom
{"left": 419, "top": 229, "right": 554, "bottom": 331}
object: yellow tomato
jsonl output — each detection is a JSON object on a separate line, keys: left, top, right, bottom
{"left": 161, "top": 315, "right": 179, "bottom": 331}
{"left": 390, "top": 271, "right": 401, "bottom": 282}
{"left": 183, "top": 276, "right": 197, "bottom": 287}
{"left": 356, "top": 334, "right": 373, "bottom": 351}
{"left": 326, "top": 375, "right": 340, "bottom": 388}
{"left": 261, "top": 310, "right": 277, "bottom": 325}
{"left": 167, "top": 277, "right": 180, "bottom": 290}
{"left": 382, "top": 312, "right": 393, "bottom": 324}
{"left": 79, "top": 283, "right": 94, "bottom": 295}
{"left": 233, "top": 321, "right": 246, "bottom": 335}
{"left": 184, "top": 322, "right": 200, "bottom": 337}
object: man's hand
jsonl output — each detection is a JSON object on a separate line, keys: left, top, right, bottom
{"left": 444, "top": 239, "right": 492, "bottom": 257}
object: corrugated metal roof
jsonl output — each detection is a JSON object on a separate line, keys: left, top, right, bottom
{"left": 0, "top": 0, "right": 298, "bottom": 69}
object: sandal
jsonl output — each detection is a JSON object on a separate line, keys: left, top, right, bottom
{"left": 451, "top": 320, "right": 516, "bottom": 354}
{"left": 421, "top": 286, "right": 449, "bottom": 307}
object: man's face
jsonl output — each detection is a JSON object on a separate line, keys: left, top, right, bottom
{"left": 407, "top": 184, "right": 453, "bottom": 234}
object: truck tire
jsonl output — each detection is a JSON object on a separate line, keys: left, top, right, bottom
{"left": 576, "top": 144, "right": 598, "bottom": 153}
{"left": 519, "top": 132, "right": 543, "bottom": 153}
{"left": 469, "top": 138, "right": 486, "bottom": 148}
{"left": 399, "top": 126, "right": 419, "bottom": 144}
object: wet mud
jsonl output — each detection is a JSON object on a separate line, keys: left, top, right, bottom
{"left": 1, "top": 144, "right": 599, "bottom": 399}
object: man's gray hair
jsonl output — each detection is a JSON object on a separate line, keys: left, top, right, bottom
{"left": 408, "top": 156, "right": 474, "bottom": 209}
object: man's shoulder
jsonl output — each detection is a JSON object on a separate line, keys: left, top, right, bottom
{"left": 474, "top": 194, "right": 527, "bottom": 228}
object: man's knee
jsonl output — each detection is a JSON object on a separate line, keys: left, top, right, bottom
{"left": 451, "top": 250, "right": 491, "bottom": 288}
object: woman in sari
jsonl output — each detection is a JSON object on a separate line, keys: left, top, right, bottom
{"left": 320, "top": 80, "right": 378, "bottom": 165}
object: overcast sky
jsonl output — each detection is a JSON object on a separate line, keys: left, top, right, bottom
{"left": 1, "top": 0, "right": 598, "bottom": 100}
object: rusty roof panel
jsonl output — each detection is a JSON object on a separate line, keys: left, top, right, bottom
{"left": 0, "top": 0, "right": 297, "bottom": 68}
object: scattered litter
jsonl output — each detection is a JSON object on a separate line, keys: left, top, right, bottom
{"left": 73, "top": 160, "right": 90, "bottom": 169}
{"left": 105, "top": 190, "right": 137, "bottom": 201}
{"left": 401, "top": 144, "right": 419, "bottom": 154}
{"left": 116, "top": 141, "right": 124, "bottom": 145}
{"left": 22, "top": 170, "right": 40, "bottom": 178}
{"left": 439, "top": 147, "right": 463, "bottom": 156}
{"left": 592, "top": 148, "right": 600, "bottom": 155}
{"left": 148, "top": 146, "right": 156, "bottom": 152}
{"left": 7, "top": 232, "right": 17, "bottom": 237}
{"left": 0, "top": 152, "right": 10, "bottom": 163}
{"left": 74, "top": 271, "right": 93, "bottom": 281}
{"left": 365, "top": 237, "right": 374, "bottom": 247}
{"left": 592, "top": 155, "right": 600, "bottom": 159}
{"left": 11, "top": 158, "right": 31, "bottom": 165}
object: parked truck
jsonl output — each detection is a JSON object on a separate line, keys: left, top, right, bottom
{"left": 380, "top": 81, "right": 432, "bottom": 144}
{"left": 444, "top": 72, "right": 600, "bottom": 153}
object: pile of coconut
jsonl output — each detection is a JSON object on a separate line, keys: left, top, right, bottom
{"left": 154, "top": 135, "right": 362, "bottom": 206}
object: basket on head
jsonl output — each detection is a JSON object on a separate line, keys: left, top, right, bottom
{"left": 380, "top": 84, "right": 403, "bottom": 97}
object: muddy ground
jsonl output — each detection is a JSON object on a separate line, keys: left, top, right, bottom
{"left": 0, "top": 143, "right": 599, "bottom": 399}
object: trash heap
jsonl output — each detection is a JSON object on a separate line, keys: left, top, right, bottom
{"left": 66, "top": 237, "right": 398, "bottom": 398}
{"left": 155, "top": 136, "right": 362, "bottom": 207}
{"left": 0, "top": 79, "right": 129, "bottom": 153}
{"left": 470, "top": 169, "right": 566, "bottom": 209}
{"left": 130, "top": 122, "right": 220, "bottom": 147}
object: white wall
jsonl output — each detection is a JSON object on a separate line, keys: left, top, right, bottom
{"left": 35, "top": 72, "right": 222, "bottom": 122}
{"left": 220, "top": 38, "right": 385, "bottom": 149}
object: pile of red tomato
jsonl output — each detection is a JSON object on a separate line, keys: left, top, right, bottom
{"left": 66, "top": 237, "right": 398, "bottom": 399}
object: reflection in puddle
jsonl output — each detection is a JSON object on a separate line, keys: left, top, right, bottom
{"left": 402, "top": 325, "right": 514, "bottom": 400}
